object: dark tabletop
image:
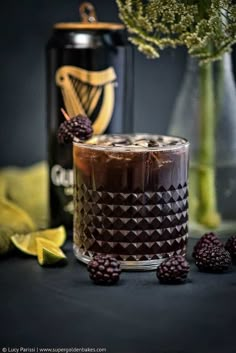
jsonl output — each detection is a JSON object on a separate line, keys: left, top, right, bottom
{"left": 0, "top": 238, "right": 236, "bottom": 353}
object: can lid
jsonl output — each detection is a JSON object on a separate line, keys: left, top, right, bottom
{"left": 54, "top": 2, "right": 125, "bottom": 31}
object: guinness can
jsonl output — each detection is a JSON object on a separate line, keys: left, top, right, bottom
{"left": 46, "top": 2, "right": 133, "bottom": 230}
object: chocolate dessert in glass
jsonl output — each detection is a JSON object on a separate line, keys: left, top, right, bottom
{"left": 73, "top": 134, "right": 189, "bottom": 270}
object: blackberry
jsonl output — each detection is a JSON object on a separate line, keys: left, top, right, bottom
{"left": 156, "top": 255, "right": 190, "bottom": 284}
{"left": 87, "top": 255, "right": 121, "bottom": 285}
{"left": 225, "top": 236, "right": 236, "bottom": 260}
{"left": 58, "top": 115, "right": 93, "bottom": 144}
{"left": 195, "top": 246, "right": 231, "bottom": 273}
{"left": 192, "top": 232, "right": 223, "bottom": 259}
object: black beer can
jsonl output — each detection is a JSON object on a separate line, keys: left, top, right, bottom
{"left": 46, "top": 2, "right": 133, "bottom": 230}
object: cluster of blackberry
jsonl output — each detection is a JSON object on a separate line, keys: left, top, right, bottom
{"left": 58, "top": 114, "right": 236, "bottom": 284}
{"left": 86, "top": 234, "right": 236, "bottom": 285}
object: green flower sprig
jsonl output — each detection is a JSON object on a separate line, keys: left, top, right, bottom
{"left": 116, "top": 0, "right": 236, "bottom": 63}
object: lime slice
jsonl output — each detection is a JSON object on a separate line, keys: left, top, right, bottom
{"left": 36, "top": 238, "right": 67, "bottom": 266}
{"left": 11, "top": 226, "right": 66, "bottom": 256}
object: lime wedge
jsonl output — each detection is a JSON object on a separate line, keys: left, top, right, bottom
{"left": 11, "top": 226, "right": 66, "bottom": 256}
{"left": 36, "top": 238, "right": 67, "bottom": 266}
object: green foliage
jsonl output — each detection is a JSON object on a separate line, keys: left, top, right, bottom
{"left": 116, "top": 0, "right": 236, "bottom": 63}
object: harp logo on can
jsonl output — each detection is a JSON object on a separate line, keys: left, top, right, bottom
{"left": 55, "top": 65, "right": 117, "bottom": 134}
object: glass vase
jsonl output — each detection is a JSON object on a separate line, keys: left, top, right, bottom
{"left": 169, "top": 53, "right": 236, "bottom": 236}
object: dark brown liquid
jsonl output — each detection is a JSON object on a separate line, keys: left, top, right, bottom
{"left": 73, "top": 135, "right": 189, "bottom": 267}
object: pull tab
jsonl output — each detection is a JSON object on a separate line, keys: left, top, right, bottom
{"left": 79, "top": 2, "right": 97, "bottom": 23}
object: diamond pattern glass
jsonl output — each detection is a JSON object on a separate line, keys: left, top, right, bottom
{"left": 73, "top": 134, "right": 189, "bottom": 270}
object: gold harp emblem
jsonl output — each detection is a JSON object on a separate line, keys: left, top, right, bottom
{"left": 56, "top": 66, "right": 117, "bottom": 134}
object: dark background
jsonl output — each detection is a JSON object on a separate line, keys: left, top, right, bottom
{"left": 1, "top": 3, "right": 236, "bottom": 352}
{"left": 0, "top": 0, "right": 235, "bottom": 167}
